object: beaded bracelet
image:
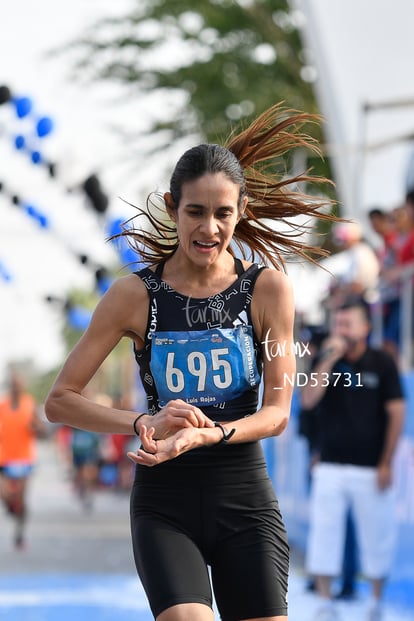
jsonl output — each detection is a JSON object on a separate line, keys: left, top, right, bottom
{"left": 133, "top": 413, "right": 147, "bottom": 437}
{"left": 214, "top": 421, "right": 236, "bottom": 444}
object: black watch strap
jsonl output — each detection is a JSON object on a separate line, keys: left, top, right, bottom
{"left": 214, "top": 421, "right": 236, "bottom": 444}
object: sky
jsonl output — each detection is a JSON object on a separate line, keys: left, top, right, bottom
{"left": 1, "top": 0, "right": 414, "bottom": 380}
{"left": 0, "top": 0, "right": 145, "bottom": 379}
{"left": 295, "top": 0, "right": 414, "bottom": 220}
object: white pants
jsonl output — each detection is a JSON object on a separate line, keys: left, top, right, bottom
{"left": 306, "top": 462, "right": 398, "bottom": 579}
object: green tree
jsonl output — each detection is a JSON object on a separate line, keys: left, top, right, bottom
{"left": 70, "top": 0, "right": 332, "bottom": 183}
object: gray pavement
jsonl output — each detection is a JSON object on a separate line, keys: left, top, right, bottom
{"left": 1, "top": 438, "right": 413, "bottom": 621}
{"left": 0, "top": 437, "right": 305, "bottom": 575}
{"left": 0, "top": 437, "right": 135, "bottom": 575}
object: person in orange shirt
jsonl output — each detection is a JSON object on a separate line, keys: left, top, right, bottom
{"left": 0, "top": 369, "right": 44, "bottom": 549}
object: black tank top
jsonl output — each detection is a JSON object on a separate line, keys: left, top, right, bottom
{"left": 134, "top": 258, "right": 265, "bottom": 422}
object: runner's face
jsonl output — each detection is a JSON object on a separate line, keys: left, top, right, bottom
{"left": 167, "top": 173, "right": 246, "bottom": 267}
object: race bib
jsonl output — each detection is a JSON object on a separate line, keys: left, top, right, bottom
{"left": 150, "top": 326, "right": 260, "bottom": 406}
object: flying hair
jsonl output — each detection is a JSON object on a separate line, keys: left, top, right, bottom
{"left": 114, "top": 103, "right": 337, "bottom": 270}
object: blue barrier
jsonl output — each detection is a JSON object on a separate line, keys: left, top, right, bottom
{"left": 402, "top": 371, "right": 414, "bottom": 436}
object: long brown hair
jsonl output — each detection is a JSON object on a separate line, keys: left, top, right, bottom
{"left": 115, "top": 103, "right": 336, "bottom": 270}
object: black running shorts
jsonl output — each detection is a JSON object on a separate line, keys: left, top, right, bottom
{"left": 130, "top": 442, "right": 289, "bottom": 620}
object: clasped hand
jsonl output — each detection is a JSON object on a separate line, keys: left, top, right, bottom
{"left": 127, "top": 399, "right": 215, "bottom": 467}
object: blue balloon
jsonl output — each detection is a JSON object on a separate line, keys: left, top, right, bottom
{"left": 67, "top": 306, "right": 92, "bottom": 330}
{"left": 96, "top": 275, "right": 112, "bottom": 296}
{"left": 31, "top": 150, "right": 42, "bottom": 164}
{"left": 0, "top": 261, "right": 12, "bottom": 282}
{"left": 36, "top": 116, "right": 54, "bottom": 138}
{"left": 107, "top": 217, "right": 124, "bottom": 238}
{"left": 121, "top": 245, "right": 140, "bottom": 266}
{"left": 37, "top": 213, "right": 49, "bottom": 229}
{"left": 24, "top": 204, "right": 37, "bottom": 218}
{"left": 24, "top": 203, "right": 49, "bottom": 228}
{"left": 107, "top": 217, "right": 147, "bottom": 270}
{"left": 14, "top": 134, "right": 25, "bottom": 150}
{"left": 14, "top": 96, "right": 33, "bottom": 119}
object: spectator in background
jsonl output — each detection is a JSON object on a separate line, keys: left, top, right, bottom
{"left": 382, "top": 201, "right": 412, "bottom": 275}
{"left": 368, "top": 208, "right": 398, "bottom": 253}
{"left": 327, "top": 222, "right": 379, "bottom": 309}
{"left": 380, "top": 192, "right": 414, "bottom": 366}
{"left": 298, "top": 327, "right": 358, "bottom": 602}
{"left": 390, "top": 203, "right": 411, "bottom": 243}
{"left": 301, "top": 297, "right": 405, "bottom": 621}
{"left": 396, "top": 192, "right": 414, "bottom": 365}
{"left": 397, "top": 190, "right": 414, "bottom": 266}
{"left": 0, "top": 369, "right": 45, "bottom": 549}
{"left": 368, "top": 208, "right": 401, "bottom": 360}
